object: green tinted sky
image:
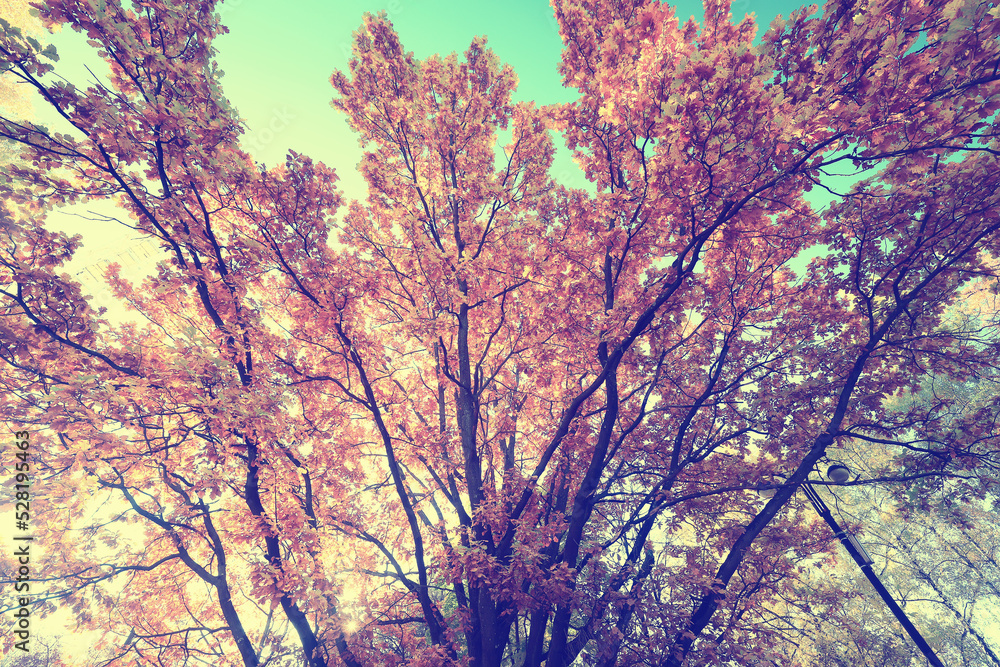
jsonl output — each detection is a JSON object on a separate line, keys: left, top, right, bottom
{"left": 36, "top": 0, "right": 816, "bottom": 264}
{"left": 208, "top": 0, "right": 811, "bottom": 197}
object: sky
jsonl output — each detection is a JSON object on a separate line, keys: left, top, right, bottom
{"left": 11, "top": 0, "right": 819, "bottom": 294}
{"left": 20, "top": 0, "right": 819, "bottom": 322}
{"left": 41, "top": 0, "right": 813, "bottom": 208}
{"left": 31, "top": 0, "right": 812, "bottom": 276}
{"left": 209, "top": 0, "right": 808, "bottom": 196}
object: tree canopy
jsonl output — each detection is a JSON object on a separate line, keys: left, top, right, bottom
{"left": 1, "top": 0, "right": 999, "bottom": 665}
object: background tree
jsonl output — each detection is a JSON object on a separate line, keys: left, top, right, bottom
{"left": 2, "top": 0, "right": 999, "bottom": 666}
{"left": 0, "top": 635, "right": 63, "bottom": 667}
{"left": 799, "top": 367, "right": 1000, "bottom": 667}
{"left": 737, "top": 300, "right": 1000, "bottom": 667}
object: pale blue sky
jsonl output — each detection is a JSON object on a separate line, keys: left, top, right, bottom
{"left": 34, "top": 0, "right": 815, "bottom": 265}
{"left": 208, "top": 0, "right": 811, "bottom": 197}
{"left": 35, "top": 0, "right": 815, "bottom": 199}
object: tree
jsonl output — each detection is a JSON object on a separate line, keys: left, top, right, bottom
{"left": 1, "top": 0, "right": 999, "bottom": 665}
{"left": 797, "top": 365, "right": 1000, "bottom": 667}
{"left": 0, "top": 634, "right": 63, "bottom": 667}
